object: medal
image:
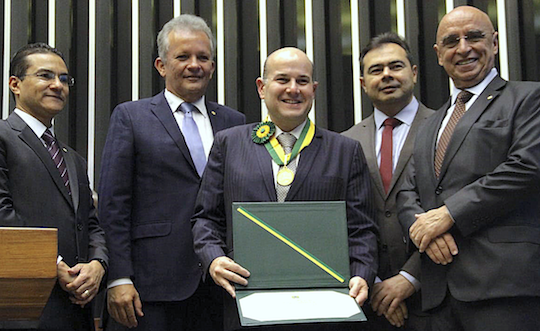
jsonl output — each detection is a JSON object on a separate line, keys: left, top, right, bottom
{"left": 277, "top": 167, "right": 295, "bottom": 186}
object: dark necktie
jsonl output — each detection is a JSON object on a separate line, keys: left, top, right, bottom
{"left": 179, "top": 102, "right": 206, "bottom": 177}
{"left": 434, "top": 90, "right": 474, "bottom": 177}
{"left": 276, "top": 133, "right": 297, "bottom": 202}
{"left": 379, "top": 118, "right": 401, "bottom": 194}
{"left": 42, "top": 129, "right": 71, "bottom": 194}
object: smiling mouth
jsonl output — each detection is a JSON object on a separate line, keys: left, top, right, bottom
{"left": 47, "top": 95, "right": 64, "bottom": 101}
{"left": 282, "top": 99, "right": 302, "bottom": 104}
{"left": 456, "top": 58, "right": 477, "bottom": 65}
{"left": 381, "top": 86, "right": 399, "bottom": 92}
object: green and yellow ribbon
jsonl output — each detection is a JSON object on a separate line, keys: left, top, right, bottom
{"left": 237, "top": 206, "right": 345, "bottom": 283}
{"left": 264, "top": 118, "right": 315, "bottom": 166}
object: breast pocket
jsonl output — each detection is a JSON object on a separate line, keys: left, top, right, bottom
{"left": 131, "top": 221, "right": 172, "bottom": 240}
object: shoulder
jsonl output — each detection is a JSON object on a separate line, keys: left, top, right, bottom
{"left": 206, "top": 101, "right": 245, "bottom": 122}
{"left": 317, "top": 127, "right": 361, "bottom": 150}
{"left": 342, "top": 115, "right": 373, "bottom": 139}
{"left": 214, "top": 123, "right": 257, "bottom": 141}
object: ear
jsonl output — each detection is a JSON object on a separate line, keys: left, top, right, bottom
{"left": 8, "top": 76, "right": 21, "bottom": 97}
{"left": 256, "top": 77, "right": 266, "bottom": 99}
{"left": 411, "top": 65, "right": 418, "bottom": 84}
{"left": 154, "top": 57, "right": 166, "bottom": 77}
{"left": 360, "top": 76, "right": 366, "bottom": 92}
{"left": 433, "top": 43, "right": 444, "bottom": 67}
{"left": 312, "top": 81, "right": 318, "bottom": 94}
{"left": 492, "top": 31, "right": 499, "bottom": 56}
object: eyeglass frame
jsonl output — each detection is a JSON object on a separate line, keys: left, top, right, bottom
{"left": 18, "top": 70, "right": 75, "bottom": 87}
{"left": 436, "top": 30, "right": 495, "bottom": 49}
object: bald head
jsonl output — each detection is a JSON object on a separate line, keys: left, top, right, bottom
{"left": 434, "top": 6, "right": 498, "bottom": 89}
{"left": 262, "top": 47, "right": 314, "bottom": 81}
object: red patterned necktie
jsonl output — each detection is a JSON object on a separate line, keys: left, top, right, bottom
{"left": 434, "top": 90, "right": 473, "bottom": 177}
{"left": 380, "top": 118, "right": 401, "bottom": 194}
{"left": 42, "top": 129, "right": 71, "bottom": 194}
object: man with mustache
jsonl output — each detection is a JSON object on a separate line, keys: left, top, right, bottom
{"left": 398, "top": 6, "right": 540, "bottom": 330}
{"left": 99, "top": 14, "right": 244, "bottom": 331}
{"left": 343, "top": 32, "right": 433, "bottom": 331}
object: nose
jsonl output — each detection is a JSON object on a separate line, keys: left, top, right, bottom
{"left": 187, "top": 56, "right": 202, "bottom": 69}
{"left": 382, "top": 66, "right": 393, "bottom": 81}
{"left": 456, "top": 37, "right": 472, "bottom": 54}
{"left": 49, "top": 75, "right": 64, "bottom": 89}
{"left": 287, "top": 79, "right": 300, "bottom": 94}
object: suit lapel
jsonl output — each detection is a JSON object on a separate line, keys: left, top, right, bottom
{"left": 150, "top": 92, "right": 199, "bottom": 175}
{"left": 207, "top": 101, "right": 227, "bottom": 134}
{"left": 252, "top": 137, "right": 278, "bottom": 200}
{"left": 388, "top": 105, "right": 430, "bottom": 195}
{"left": 359, "top": 117, "right": 386, "bottom": 199}
{"left": 61, "top": 143, "right": 80, "bottom": 211}
{"left": 285, "top": 127, "right": 323, "bottom": 200}
{"left": 438, "top": 77, "right": 506, "bottom": 180}
{"left": 9, "top": 114, "right": 74, "bottom": 208}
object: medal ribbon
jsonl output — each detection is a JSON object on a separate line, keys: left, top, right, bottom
{"left": 264, "top": 119, "right": 315, "bottom": 166}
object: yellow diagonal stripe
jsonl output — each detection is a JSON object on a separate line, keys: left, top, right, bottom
{"left": 237, "top": 207, "right": 345, "bottom": 283}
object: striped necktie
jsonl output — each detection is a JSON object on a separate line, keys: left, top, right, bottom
{"left": 42, "top": 129, "right": 71, "bottom": 194}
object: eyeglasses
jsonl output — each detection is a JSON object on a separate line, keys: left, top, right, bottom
{"left": 438, "top": 31, "right": 493, "bottom": 49}
{"left": 19, "top": 71, "right": 75, "bottom": 87}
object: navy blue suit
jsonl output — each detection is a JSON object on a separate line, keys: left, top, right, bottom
{"left": 98, "top": 91, "right": 244, "bottom": 328}
{"left": 192, "top": 123, "right": 378, "bottom": 286}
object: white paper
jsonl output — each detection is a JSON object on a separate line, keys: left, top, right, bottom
{"left": 238, "top": 290, "right": 361, "bottom": 322}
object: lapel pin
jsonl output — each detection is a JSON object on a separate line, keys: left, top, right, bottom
{"left": 487, "top": 95, "right": 493, "bottom": 100}
{"left": 211, "top": 110, "right": 216, "bottom": 116}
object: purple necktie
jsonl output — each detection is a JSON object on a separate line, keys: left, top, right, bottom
{"left": 42, "top": 129, "right": 71, "bottom": 194}
{"left": 179, "top": 103, "right": 206, "bottom": 176}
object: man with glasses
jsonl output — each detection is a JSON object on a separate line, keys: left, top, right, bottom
{"left": 0, "top": 43, "right": 108, "bottom": 330}
{"left": 398, "top": 6, "right": 540, "bottom": 330}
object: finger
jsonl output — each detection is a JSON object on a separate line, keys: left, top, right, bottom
{"left": 134, "top": 296, "right": 144, "bottom": 317}
{"left": 385, "top": 311, "right": 399, "bottom": 326}
{"left": 354, "top": 286, "right": 368, "bottom": 306}
{"left": 370, "top": 291, "right": 383, "bottom": 311}
{"left": 386, "top": 298, "right": 400, "bottom": 316}
{"left": 442, "top": 232, "right": 459, "bottom": 255}
{"left": 377, "top": 296, "right": 391, "bottom": 315}
{"left": 425, "top": 245, "right": 443, "bottom": 264}
{"left": 393, "top": 304, "right": 405, "bottom": 326}
{"left": 221, "top": 268, "right": 249, "bottom": 287}
{"left": 434, "top": 237, "right": 454, "bottom": 264}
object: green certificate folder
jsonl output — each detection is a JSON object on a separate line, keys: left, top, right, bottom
{"left": 232, "top": 201, "right": 367, "bottom": 327}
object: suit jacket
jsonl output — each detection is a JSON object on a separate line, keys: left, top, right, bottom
{"left": 0, "top": 112, "right": 108, "bottom": 330}
{"left": 398, "top": 76, "right": 540, "bottom": 311}
{"left": 98, "top": 91, "right": 245, "bottom": 302}
{"left": 191, "top": 123, "right": 379, "bottom": 285}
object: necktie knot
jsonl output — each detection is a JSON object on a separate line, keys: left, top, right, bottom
{"left": 42, "top": 129, "right": 56, "bottom": 146}
{"left": 179, "top": 102, "right": 197, "bottom": 117}
{"left": 277, "top": 133, "right": 297, "bottom": 154}
{"left": 383, "top": 117, "right": 401, "bottom": 129}
{"left": 457, "top": 90, "right": 473, "bottom": 105}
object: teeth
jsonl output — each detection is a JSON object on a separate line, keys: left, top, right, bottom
{"left": 283, "top": 100, "right": 301, "bottom": 104}
{"left": 458, "top": 59, "right": 475, "bottom": 65}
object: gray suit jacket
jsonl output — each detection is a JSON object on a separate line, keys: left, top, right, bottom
{"left": 0, "top": 112, "right": 108, "bottom": 330}
{"left": 398, "top": 76, "right": 540, "bottom": 311}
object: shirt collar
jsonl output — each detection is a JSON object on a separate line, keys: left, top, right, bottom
{"left": 374, "top": 96, "right": 419, "bottom": 130}
{"left": 270, "top": 117, "right": 308, "bottom": 140}
{"left": 164, "top": 89, "right": 208, "bottom": 118}
{"left": 451, "top": 68, "right": 498, "bottom": 104}
{"left": 14, "top": 108, "right": 52, "bottom": 139}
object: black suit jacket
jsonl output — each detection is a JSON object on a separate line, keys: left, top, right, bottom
{"left": 98, "top": 91, "right": 245, "bottom": 302}
{"left": 0, "top": 112, "right": 108, "bottom": 330}
{"left": 398, "top": 76, "right": 540, "bottom": 311}
{"left": 192, "top": 123, "right": 379, "bottom": 285}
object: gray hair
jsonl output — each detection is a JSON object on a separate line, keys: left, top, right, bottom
{"left": 157, "top": 14, "right": 216, "bottom": 62}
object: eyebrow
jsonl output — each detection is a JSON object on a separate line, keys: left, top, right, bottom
{"left": 367, "top": 60, "right": 406, "bottom": 70}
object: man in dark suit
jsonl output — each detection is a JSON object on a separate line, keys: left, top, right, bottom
{"left": 98, "top": 14, "right": 245, "bottom": 331}
{"left": 343, "top": 32, "right": 433, "bottom": 331}
{"left": 191, "top": 47, "right": 378, "bottom": 329}
{"left": 0, "top": 43, "right": 107, "bottom": 330}
{"left": 397, "top": 6, "right": 540, "bottom": 330}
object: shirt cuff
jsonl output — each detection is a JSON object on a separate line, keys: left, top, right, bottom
{"left": 399, "top": 270, "right": 421, "bottom": 292}
{"left": 108, "top": 278, "right": 134, "bottom": 289}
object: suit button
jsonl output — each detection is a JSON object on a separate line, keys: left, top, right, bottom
{"left": 385, "top": 211, "right": 392, "bottom": 217}
{"left": 402, "top": 236, "right": 407, "bottom": 244}
{"left": 435, "top": 186, "right": 443, "bottom": 195}
{"left": 77, "top": 223, "right": 83, "bottom": 231}
{"left": 381, "top": 244, "right": 388, "bottom": 252}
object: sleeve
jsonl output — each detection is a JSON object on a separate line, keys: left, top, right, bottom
{"left": 347, "top": 142, "right": 379, "bottom": 286}
{"left": 98, "top": 104, "right": 136, "bottom": 281}
{"left": 0, "top": 132, "right": 21, "bottom": 226}
{"left": 191, "top": 133, "right": 228, "bottom": 275}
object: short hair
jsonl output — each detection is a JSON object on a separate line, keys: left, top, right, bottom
{"left": 157, "top": 14, "right": 215, "bottom": 62}
{"left": 10, "top": 43, "right": 66, "bottom": 78}
{"left": 261, "top": 48, "right": 316, "bottom": 82}
{"left": 360, "top": 32, "right": 415, "bottom": 74}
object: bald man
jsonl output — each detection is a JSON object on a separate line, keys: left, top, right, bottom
{"left": 192, "top": 47, "right": 378, "bottom": 330}
{"left": 397, "top": 6, "right": 540, "bottom": 330}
